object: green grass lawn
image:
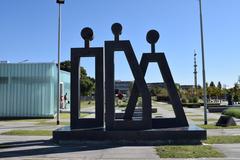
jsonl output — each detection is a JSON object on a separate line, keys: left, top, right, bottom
{"left": 203, "top": 136, "right": 240, "bottom": 144}
{"left": 0, "top": 113, "right": 70, "bottom": 122}
{"left": 0, "top": 118, "right": 49, "bottom": 123}
{"left": 191, "top": 118, "right": 218, "bottom": 121}
{"left": 223, "top": 107, "right": 240, "bottom": 118}
{"left": 197, "top": 124, "right": 240, "bottom": 129}
{"left": 117, "top": 103, "right": 127, "bottom": 108}
{"left": 155, "top": 145, "right": 224, "bottom": 158}
{"left": 80, "top": 100, "right": 95, "bottom": 108}
{"left": 36, "top": 121, "right": 70, "bottom": 126}
{"left": 1, "top": 130, "right": 52, "bottom": 136}
{"left": 0, "top": 113, "right": 90, "bottom": 125}
{"left": 60, "top": 113, "right": 70, "bottom": 119}
{"left": 186, "top": 114, "right": 203, "bottom": 117}
{"left": 60, "top": 113, "right": 89, "bottom": 119}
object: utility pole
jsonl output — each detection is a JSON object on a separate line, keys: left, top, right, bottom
{"left": 198, "top": 0, "right": 208, "bottom": 125}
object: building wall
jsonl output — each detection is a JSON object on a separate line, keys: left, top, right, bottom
{"left": 0, "top": 63, "right": 70, "bottom": 118}
{"left": 60, "top": 70, "right": 70, "bottom": 109}
{"left": 115, "top": 81, "right": 132, "bottom": 95}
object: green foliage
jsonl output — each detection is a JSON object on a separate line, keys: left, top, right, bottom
{"left": 191, "top": 118, "right": 218, "bottom": 121}
{"left": 217, "top": 81, "right": 222, "bottom": 89}
{"left": 193, "top": 96, "right": 199, "bottom": 103}
{"left": 1, "top": 130, "right": 52, "bottom": 136}
{"left": 181, "top": 98, "right": 187, "bottom": 103}
{"left": 233, "top": 95, "right": 239, "bottom": 102}
{"left": 80, "top": 73, "right": 95, "bottom": 96}
{"left": 155, "top": 145, "right": 224, "bottom": 158}
{"left": 198, "top": 124, "right": 240, "bottom": 129}
{"left": 80, "top": 100, "right": 95, "bottom": 108}
{"left": 203, "top": 136, "right": 240, "bottom": 144}
{"left": 204, "top": 81, "right": 224, "bottom": 99}
{"left": 60, "top": 113, "right": 70, "bottom": 119}
{"left": 188, "top": 96, "right": 199, "bottom": 103}
{"left": 209, "top": 81, "right": 215, "bottom": 87}
{"left": 36, "top": 121, "right": 70, "bottom": 126}
{"left": 60, "top": 60, "right": 95, "bottom": 96}
{"left": 150, "top": 86, "right": 162, "bottom": 96}
{"left": 223, "top": 107, "right": 240, "bottom": 118}
{"left": 156, "top": 88, "right": 168, "bottom": 97}
{"left": 150, "top": 86, "right": 168, "bottom": 97}
{"left": 60, "top": 60, "right": 71, "bottom": 72}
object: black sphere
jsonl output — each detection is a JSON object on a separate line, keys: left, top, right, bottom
{"left": 146, "top": 30, "right": 159, "bottom": 44}
{"left": 81, "top": 27, "right": 94, "bottom": 41}
{"left": 111, "top": 23, "right": 122, "bottom": 36}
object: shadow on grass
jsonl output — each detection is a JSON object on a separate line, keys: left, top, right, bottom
{"left": 0, "top": 139, "right": 120, "bottom": 159}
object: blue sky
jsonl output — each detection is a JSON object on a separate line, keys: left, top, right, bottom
{"left": 1, "top": 0, "right": 240, "bottom": 87}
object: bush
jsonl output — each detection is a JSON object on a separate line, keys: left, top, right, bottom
{"left": 233, "top": 95, "right": 239, "bottom": 102}
{"left": 188, "top": 97, "right": 199, "bottom": 103}
{"left": 156, "top": 95, "right": 170, "bottom": 102}
{"left": 223, "top": 107, "right": 240, "bottom": 119}
{"left": 193, "top": 97, "right": 199, "bottom": 103}
{"left": 181, "top": 98, "right": 187, "bottom": 103}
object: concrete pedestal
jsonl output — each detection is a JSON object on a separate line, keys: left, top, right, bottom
{"left": 53, "top": 125, "right": 206, "bottom": 145}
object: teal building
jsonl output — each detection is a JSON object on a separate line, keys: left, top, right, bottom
{"left": 0, "top": 63, "right": 70, "bottom": 118}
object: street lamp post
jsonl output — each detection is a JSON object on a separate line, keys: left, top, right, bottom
{"left": 56, "top": 0, "right": 64, "bottom": 125}
{"left": 198, "top": 0, "right": 208, "bottom": 125}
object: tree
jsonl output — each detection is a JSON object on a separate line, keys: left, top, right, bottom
{"left": 232, "top": 83, "right": 240, "bottom": 102}
{"left": 60, "top": 60, "right": 95, "bottom": 96}
{"left": 150, "top": 86, "right": 162, "bottom": 96}
{"left": 209, "top": 81, "right": 215, "bottom": 87}
{"left": 60, "top": 60, "right": 71, "bottom": 72}
{"left": 207, "top": 81, "right": 218, "bottom": 99}
{"left": 217, "top": 81, "right": 222, "bottom": 89}
{"left": 216, "top": 81, "right": 223, "bottom": 100}
{"left": 79, "top": 67, "right": 94, "bottom": 96}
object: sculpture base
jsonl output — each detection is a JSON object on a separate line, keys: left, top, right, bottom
{"left": 53, "top": 125, "right": 206, "bottom": 145}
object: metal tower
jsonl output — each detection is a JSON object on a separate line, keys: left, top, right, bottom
{"left": 194, "top": 50, "right": 198, "bottom": 92}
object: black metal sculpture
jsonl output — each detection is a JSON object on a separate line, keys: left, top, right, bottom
{"left": 53, "top": 23, "right": 206, "bottom": 144}
{"left": 124, "top": 30, "right": 189, "bottom": 128}
{"left": 105, "top": 23, "right": 152, "bottom": 130}
{"left": 70, "top": 27, "right": 104, "bottom": 129}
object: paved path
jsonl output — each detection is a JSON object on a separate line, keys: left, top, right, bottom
{"left": 213, "top": 144, "right": 240, "bottom": 159}
{"left": 0, "top": 136, "right": 160, "bottom": 160}
{"left": 1, "top": 135, "right": 240, "bottom": 160}
{"left": 208, "top": 129, "right": 240, "bottom": 136}
{"left": 0, "top": 121, "right": 62, "bottom": 134}
{"left": 1, "top": 102, "right": 240, "bottom": 159}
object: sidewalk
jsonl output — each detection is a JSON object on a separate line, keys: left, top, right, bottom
{"left": 1, "top": 101, "right": 240, "bottom": 159}
{"left": 0, "top": 136, "right": 159, "bottom": 160}
{"left": 0, "top": 135, "right": 240, "bottom": 160}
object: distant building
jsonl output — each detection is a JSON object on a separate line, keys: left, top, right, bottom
{"left": 0, "top": 63, "right": 70, "bottom": 118}
{"left": 115, "top": 81, "right": 132, "bottom": 95}
{"left": 148, "top": 82, "right": 180, "bottom": 90}
{"left": 114, "top": 81, "right": 181, "bottom": 95}
{"left": 147, "top": 82, "right": 165, "bottom": 89}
